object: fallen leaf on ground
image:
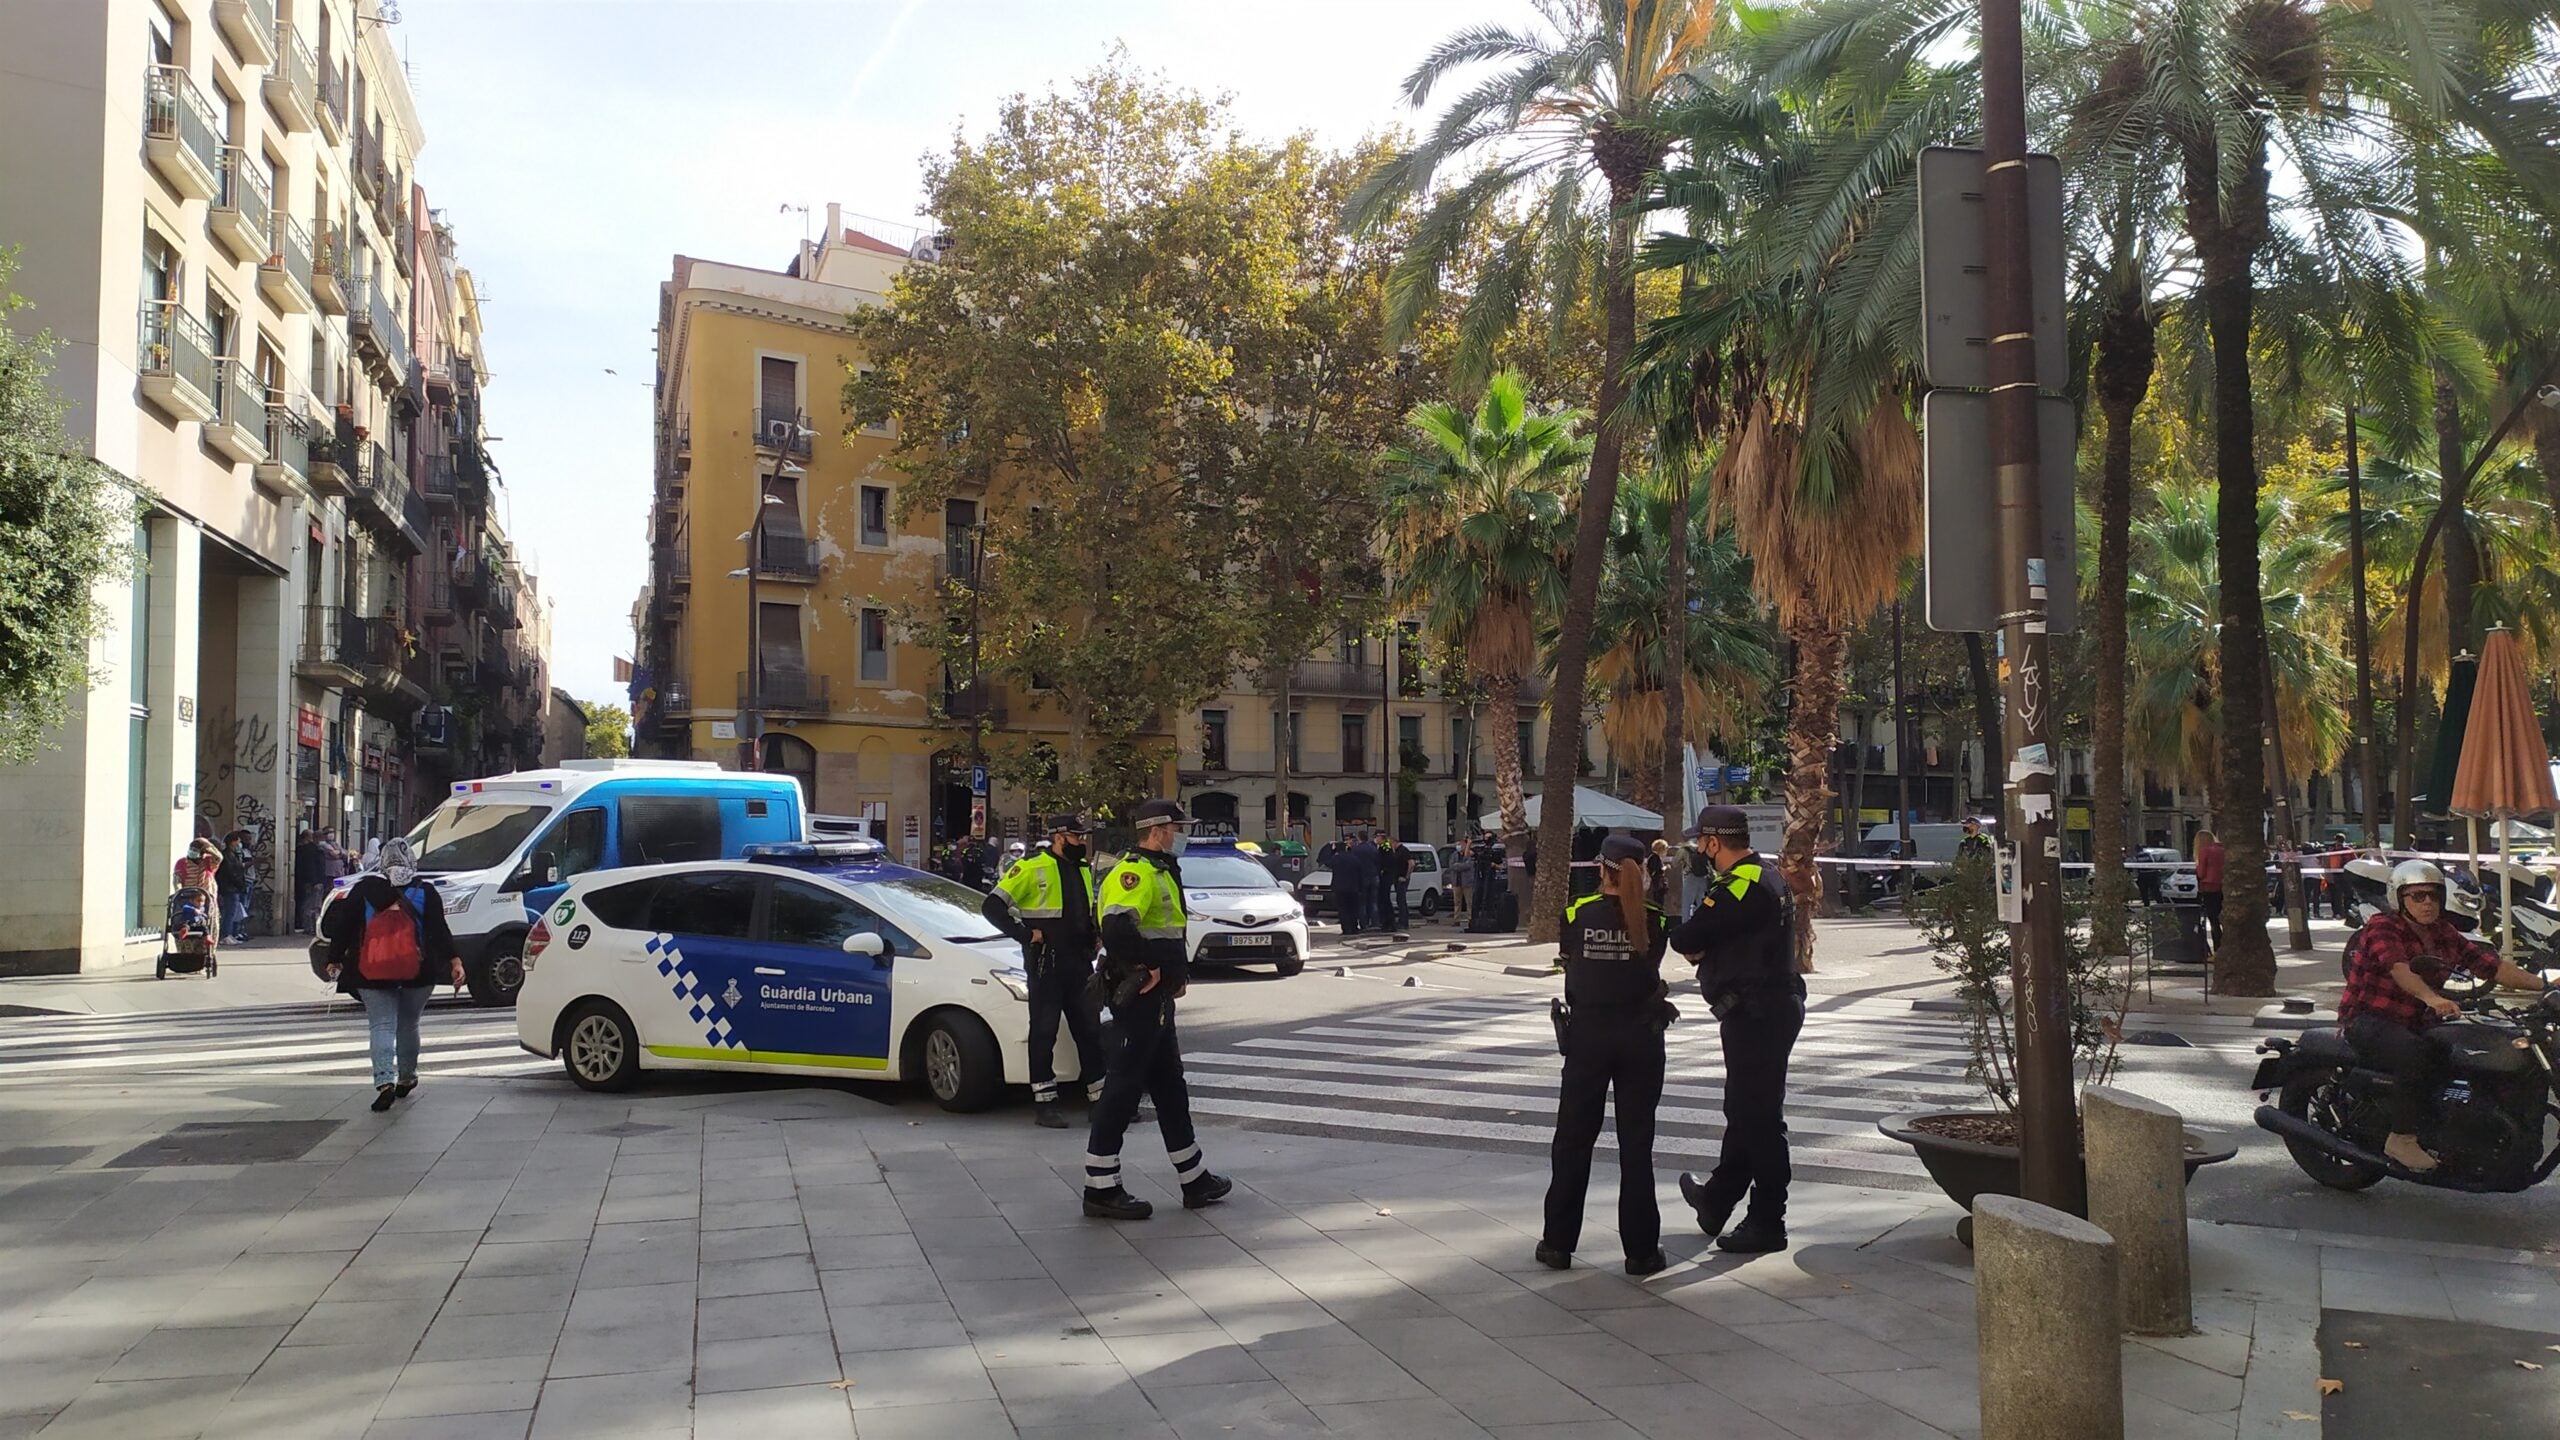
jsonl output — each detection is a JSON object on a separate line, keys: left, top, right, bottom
{"left": 2517, "top": 1361, "right": 2545, "bottom": 1371}
{"left": 1377, "top": 1208, "right": 1392, "bottom": 1216}
{"left": 2341, "top": 1341, "right": 2365, "bottom": 1349}
{"left": 2282, "top": 1410, "right": 2317, "bottom": 1422}
{"left": 2318, "top": 1378, "right": 2344, "bottom": 1396}
{"left": 828, "top": 1380, "right": 855, "bottom": 1390}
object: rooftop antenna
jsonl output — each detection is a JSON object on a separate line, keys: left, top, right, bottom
{"left": 780, "top": 203, "right": 812, "bottom": 247}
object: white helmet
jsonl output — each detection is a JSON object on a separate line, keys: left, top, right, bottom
{"left": 2388, "top": 858, "right": 2447, "bottom": 912}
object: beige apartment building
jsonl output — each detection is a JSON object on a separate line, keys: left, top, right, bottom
{"left": 0, "top": 0, "right": 526, "bottom": 972}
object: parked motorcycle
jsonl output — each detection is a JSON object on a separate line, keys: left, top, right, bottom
{"left": 2337, "top": 855, "right": 2484, "bottom": 930}
{"left": 2253, "top": 985, "right": 2560, "bottom": 1193}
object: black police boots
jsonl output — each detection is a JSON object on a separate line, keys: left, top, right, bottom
{"left": 1624, "top": 1249, "right": 1670, "bottom": 1277}
{"left": 1083, "top": 1187, "right": 1154, "bottom": 1221}
{"left": 1533, "top": 1242, "right": 1572, "bottom": 1270}
{"left": 1717, "top": 1216, "right": 1788, "bottom": 1254}
{"left": 1677, "top": 1173, "right": 1734, "bottom": 1239}
{"left": 1181, "top": 1172, "right": 1233, "bottom": 1209}
{"left": 1033, "top": 1101, "right": 1068, "bottom": 1130}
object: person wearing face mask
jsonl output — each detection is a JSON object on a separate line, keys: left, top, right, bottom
{"left": 1539, "top": 834, "right": 1673, "bottom": 1275}
{"left": 984, "top": 814, "right": 1109, "bottom": 1129}
{"left": 1668, "top": 805, "right": 1804, "bottom": 1254}
{"left": 314, "top": 838, "right": 461, "bottom": 1112}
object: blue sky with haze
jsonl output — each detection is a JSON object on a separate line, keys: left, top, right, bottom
{"left": 392, "top": 0, "right": 1493, "bottom": 715}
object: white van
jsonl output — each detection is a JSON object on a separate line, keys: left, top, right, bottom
{"left": 315, "top": 760, "right": 806, "bottom": 1006}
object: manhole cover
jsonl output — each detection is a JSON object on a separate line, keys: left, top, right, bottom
{"left": 106, "top": 1120, "right": 342, "bottom": 1167}
{"left": 0, "top": 1146, "right": 94, "bottom": 1167}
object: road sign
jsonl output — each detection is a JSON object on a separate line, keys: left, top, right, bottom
{"left": 970, "top": 765, "right": 988, "bottom": 796}
{"left": 1917, "top": 147, "right": 2067, "bottom": 392}
{"left": 969, "top": 799, "right": 987, "bottom": 839}
{"left": 1921, "top": 390, "right": 2078, "bottom": 634}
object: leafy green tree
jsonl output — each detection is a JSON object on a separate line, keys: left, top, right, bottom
{"left": 582, "top": 702, "right": 631, "bottom": 759}
{"left": 1381, "top": 371, "right": 1586, "bottom": 841}
{"left": 0, "top": 251, "right": 138, "bottom": 765}
{"left": 1356, "top": 0, "right": 1723, "bottom": 940}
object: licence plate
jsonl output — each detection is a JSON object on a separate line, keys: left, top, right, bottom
{"left": 1221, "top": 934, "right": 1275, "bottom": 946}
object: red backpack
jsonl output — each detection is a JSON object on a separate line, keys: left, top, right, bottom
{"left": 357, "top": 888, "right": 424, "bottom": 983}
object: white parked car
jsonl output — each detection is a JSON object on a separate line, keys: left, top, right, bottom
{"left": 1176, "top": 841, "right": 1312, "bottom": 977}
{"left": 1292, "top": 841, "right": 1446, "bottom": 924}
{"left": 514, "top": 841, "right": 1070, "bottom": 1110}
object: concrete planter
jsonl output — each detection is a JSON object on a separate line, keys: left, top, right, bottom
{"left": 1877, "top": 1111, "right": 2236, "bottom": 1246}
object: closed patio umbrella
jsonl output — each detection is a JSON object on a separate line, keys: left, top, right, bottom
{"left": 2449, "top": 628, "right": 2558, "bottom": 964}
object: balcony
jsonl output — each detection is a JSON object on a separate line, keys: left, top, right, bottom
{"left": 352, "top": 128, "right": 381, "bottom": 202}
{"left": 940, "top": 681, "right": 1008, "bottom": 728}
{"left": 144, "top": 65, "right": 220, "bottom": 202}
{"left": 351, "top": 274, "right": 406, "bottom": 381}
{"left": 254, "top": 397, "right": 311, "bottom": 497}
{"left": 212, "top": 0, "right": 277, "bottom": 67}
{"left": 295, "top": 606, "right": 369, "bottom": 688}
{"left": 209, "top": 148, "right": 270, "bottom": 263}
{"left": 205, "top": 359, "right": 268, "bottom": 465}
{"left": 138, "top": 302, "right": 217, "bottom": 422}
{"left": 264, "top": 23, "right": 317, "bottom": 132}
{"left": 665, "top": 548, "right": 691, "bottom": 594}
{"left": 420, "top": 452, "right": 458, "bottom": 503}
{"left": 350, "top": 444, "right": 422, "bottom": 556}
{"left": 259, "top": 214, "right": 315, "bottom": 315}
{"left": 310, "top": 225, "right": 349, "bottom": 314}
{"left": 493, "top": 578, "right": 522, "bottom": 629}
{"left": 739, "top": 669, "right": 830, "bottom": 717}
{"left": 317, "top": 59, "right": 347, "bottom": 142}
{"left": 755, "top": 533, "right": 819, "bottom": 582}
{"left": 305, "top": 410, "right": 352, "bottom": 497}
{"left": 753, "top": 406, "right": 813, "bottom": 458}
{"left": 1290, "top": 659, "right": 1386, "bottom": 696}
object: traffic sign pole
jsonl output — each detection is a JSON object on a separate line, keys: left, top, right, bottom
{"left": 1979, "top": 0, "right": 2081, "bottom": 1215}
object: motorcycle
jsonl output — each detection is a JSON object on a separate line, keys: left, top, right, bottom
{"left": 2253, "top": 984, "right": 2560, "bottom": 1193}
{"left": 2336, "top": 854, "right": 2485, "bottom": 930}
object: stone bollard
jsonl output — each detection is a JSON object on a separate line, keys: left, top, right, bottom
{"left": 2082, "top": 1085, "right": 2192, "bottom": 1336}
{"left": 1975, "top": 1195, "right": 2123, "bottom": 1440}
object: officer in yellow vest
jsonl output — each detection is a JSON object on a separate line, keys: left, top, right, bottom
{"left": 1081, "top": 799, "right": 1232, "bottom": 1220}
{"left": 1668, "top": 805, "right": 1803, "bottom": 1254}
{"left": 982, "top": 813, "right": 1106, "bottom": 1129}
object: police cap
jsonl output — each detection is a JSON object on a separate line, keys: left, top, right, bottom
{"left": 1045, "top": 812, "right": 1091, "bottom": 836}
{"left": 1599, "top": 834, "right": 1651, "bottom": 866}
{"left": 1130, "top": 799, "right": 1193, "bottom": 829}
{"left": 1684, "top": 804, "right": 1752, "bottom": 841}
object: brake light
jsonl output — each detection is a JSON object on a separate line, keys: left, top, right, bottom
{"left": 525, "top": 919, "right": 551, "bottom": 967}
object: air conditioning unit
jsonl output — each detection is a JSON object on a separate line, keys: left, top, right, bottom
{"left": 909, "top": 232, "right": 954, "bottom": 264}
{"left": 761, "top": 417, "right": 805, "bottom": 449}
{"left": 418, "top": 705, "right": 450, "bottom": 746}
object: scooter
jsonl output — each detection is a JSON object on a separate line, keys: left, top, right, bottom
{"left": 2252, "top": 985, "right": 2560, "bottom": 1193}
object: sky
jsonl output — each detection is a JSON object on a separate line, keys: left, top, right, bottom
{"left": 389, "top": 0, "right": 1503, "bottom": 717}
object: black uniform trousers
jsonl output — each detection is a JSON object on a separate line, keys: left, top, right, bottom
{"left": 1542, "top": 1005, "right": 1666, "bottom": 1258}
{"left": 1084, "top": 990, "right": 1206, "bottom": 1193}
{"left": 1691, "top": 992, "right": 1805, "bottom": 1226}
{"left": 1025, "top": 945, "right": 1105, "bottom": 1104}
{"left": 2345, "top": 1013, "right": 2451, "bottom": 1134}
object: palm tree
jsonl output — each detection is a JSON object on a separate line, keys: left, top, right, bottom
{"left": 1353, "top": 0, "right": 1722, "bottom": 940}
{"left": 1580, "top": 472, "right": 1776, "bottom": 813}
{"left": 1382, "top": 371, "right": 1588, "bottom": 842}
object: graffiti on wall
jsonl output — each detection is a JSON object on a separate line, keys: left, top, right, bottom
{"left": 196, "top": 706, "right": 281, "bottom": 924}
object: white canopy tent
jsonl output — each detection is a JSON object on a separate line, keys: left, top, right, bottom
{"left": 1480, "top": 786, "right": 1663, "bottom": 832}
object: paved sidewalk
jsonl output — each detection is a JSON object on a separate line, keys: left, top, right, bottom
{"left": 10, "top": 1073, "right": 2547, "bottom": 1439}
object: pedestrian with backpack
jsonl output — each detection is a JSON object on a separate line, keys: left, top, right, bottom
{"left": 314, "top": 837, "right": 460, "bottom": 1112}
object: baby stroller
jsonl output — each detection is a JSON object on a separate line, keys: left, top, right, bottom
{"left": 159, "top": 886, "right": 219, "bottom": 979}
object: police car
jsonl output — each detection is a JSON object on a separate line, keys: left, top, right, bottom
{"left": 1178, "top": 838, "right": 1311, "bottom": 976}
{"left": 514, "top": 840, "right": 1071, "bottom": 1109}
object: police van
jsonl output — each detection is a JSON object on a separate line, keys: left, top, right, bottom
{"left": 316, "top": 760, "right": 805, "bottom": 1006}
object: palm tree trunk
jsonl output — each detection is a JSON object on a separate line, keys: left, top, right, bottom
{"left": 2433, "top": 372, "right": 2478, "bottom": 658}
{"left": 1660, "top": 465, "right": 1690, "bottom": 833}
{"left": 1963, "top": 633, "right": 1999, "bottom": 815}
{"left": 2536, "top": 411, "right": 2560, "bottom": 519}
{"left": 1489, "top": 672, "right": 1528, "bottom": 845}
{"left": 1529, "top": 205, "right": 1637, "bottom": 943}
{"left": 1627, "top": 731, "right": 1664, "bottom": 817}
{"left": 2394, "top": 505, "right": 2449, "bottom": 849}
{"left": 2090, "top": 285, "right": 2155, "bottom": 959}
{"left": 2345, "top": 404, "right": 2380, "bottom": 847}
{"left": 1780, "top": 600, "right": 1844, "bottom": 972}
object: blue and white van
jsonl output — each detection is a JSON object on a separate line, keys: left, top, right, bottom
{"left": 318, "top": 760, "right": 805, "bottom": 1006}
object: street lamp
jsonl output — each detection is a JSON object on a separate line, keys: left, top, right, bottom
{"left": 738, "top": 444, "right": 804, "bottom": 772}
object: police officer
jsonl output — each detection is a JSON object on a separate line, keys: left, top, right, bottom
{"left": 982, "top": 813, "right": 1107, "bottom": 1129}
{"left": 1082, "top": 799, "right": 1233, "bottom": 1220}
{"left": 1669, "top": 805, "right": 1803, "bottom": 1254}
{"left": 1539, "top": 834, "right": 1673, "bottom": 1275}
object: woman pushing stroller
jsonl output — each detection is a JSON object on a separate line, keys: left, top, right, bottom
{"left": 314, "top": 838, "right": 462, "bottom": 1112}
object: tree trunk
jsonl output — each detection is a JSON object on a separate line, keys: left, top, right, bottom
{"left": 1963, "top": 632, "right": 1999, "bottom": 816}
{"left": 2090, "top": 284, "right": 2156, "bottom": 958}
{"left": 1661, "top": 465, "right": 1690, "bottom": 834}
{"left": 1780, "top": 600, "right": 1844, "bottom": 972}
{"left": 2433, "top": 372, "right": 2478, "bottom": 660}
{"left": 2190, "top": 147, "right": 2276, "bottom": 996}
{"left": 1529, "top": 201, "right": 1638, "bottom": 943}
{"left": 1489, "top": 671, "right": 1529, "bottom": 844}
{"left": 1627, "top": 729, "right": 1665, "bottom": 818}
{"left": 2345, "top": 404, "right": 2380, "bottom": 847}
{"left": 2537, "top": 410, "right": 2560, "bottom": 519}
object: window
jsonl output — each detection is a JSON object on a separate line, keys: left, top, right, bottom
{"left": 545, "top": 808, "right": 606, "bottom": 884}
{"left": 581, "top": 877, "right": 656, "bottom": 930}
{"left": 859, "top": 608, "right": 889, "bottom": 682}
{"left": 943, "top": 499, "right": 977, "bottom": 574}
{"left": 645, "top": 871, "right": 757, "bottom": 939}
{"left": 1340, "top": 633, "right": 1367, "bottom": 666}
{"left": 766, "top": 877, "right": 914, "bottom": 957}
{"left": 758, "top": 602, "right": 805, "bottom": 683}
{"left": 1398, "top": 714, "right": 1424, "bottom": 772}
{"left": 1518, "top": 719, "right": 1539, "bottom": 777}
{"left": 620, "top": 794, "right": 722, "bottom": 866}
{"left": 143, "top": 227, "right": 178, "bottom": 303}
{"left": 758, "top": 355, "right": 797, "bottom": 421}
{"left": 1340, "top": 714, "right": 1367, "bottom": 775}
{"left": 860, "top": 486, "right": 889, "bottom": 547}
{"left": 205, "top": 290, "right": 236, "bottom": 359}
{"left": 1201, "top": 710, "right": 1229, "bottom": 771}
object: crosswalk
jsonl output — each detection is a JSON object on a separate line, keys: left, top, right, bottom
{"left": 1182, "top": 996, "right": 2082, "bottom": 1193}
{"left": 0, "top": 997, "right": 551, "bottom": 1084}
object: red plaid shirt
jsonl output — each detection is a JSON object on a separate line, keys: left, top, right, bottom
{"left": 2338, "top": 913, "right": 2491, "bottom": 1030}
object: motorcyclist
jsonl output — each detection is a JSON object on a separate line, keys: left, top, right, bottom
{"left": 2339, "top": 859, "right": 2548, "bottom": 1171}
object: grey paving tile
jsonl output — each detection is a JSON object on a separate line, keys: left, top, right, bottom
{"left": 971, "top": 1330, "right": 1118, "bottom": 1368}
{"left": 282, "top": 1298, "right": 441, "bottom": 1349}
{"left": 695, "top": 1331, "right": 843, "bottom": 1393}
{"left": 808, "top": 1233, "right": 926, "bottom": 1271}
{"left": 1737, "top": 1318, "right": 1927, "bottom": 1375}
{"left": 832, "top": 1299, "right": 969, "bottom": 1352}
{"left": 1433, "top": 1287, "right": 1599, "bottom": 1340}
{"left": 700, "top": 1199, "right": 804, "bottom": 1232}
{"left": 698, "top": 1287, "right": 831, "bottom": 1344}
{"left": 1664, "top": 1348, "right": 1870, "bottom": 1414}
{"left": 698, "top": 1254, "right": 819, "bottom": 1299}
{"left": 1076, "top": 1288, "right": 1216, "bottom": 1338}
{"left": 409, "top": 1306, "right": 565, "bottom": 1364}
{"left": 1585, "top": 1304, "right": 1749, "bottom": 1357}
{"left": 461, "top": 1241, "right": 588, "bottom": 1279}
{"left": 546, "top": 1312, "right": 693, "bottom": 1380}
{"left": 837, "top": 1343, "right": 994, "bottom": 1409}
{"left": 819, "top": 1264, "right": 944, "bottom": 1309}
{"left": 988, "top": 1360, "right": 1160, "bottom": 1427}
{"left": 525, "top": 1367, "right": 692, "bottom": 1439}
{"left": 30, "top": 1374, "right": 245, "bottom": 1440}
{"left": 838, "top": 1397, "right": 1013, "bottom": 1440}
{"left": 100, "top": 1324, "right": 290, "bottom": 1380}
{"left": 1108, "top": 1329, "right": 1271, "bottom": 1389}
{"left": 700, "top": 1225, "right": 808, "bottom": 1264}
{"left": 928, "top": 1244, "right": 1051, "bottom": 1282}
{"left": 442, "top": 1275, "right": 577, "bottom": 1317}
{"left": 321, "top": 1261, "right": 463, "bottom": 1302}
{"left": 1584, "top": 1381, "right": 1795, "bottom": 1440}
{"left": 1442, "top": 1377, "right": 1613, "bottom": 1430}
{"left": 1482, "top": 1419, "right": 1644, "bottom": 1439}
{"left": 1312, "top": 1396, "right": 1498, "bottom": 1440}
{"left": 370, "top": 1376, "right": 545, "bottom": 1419}
{"left": 1752, "top": 1399, "right": 1953, "bottom": 1439}
{"left": 2123, "top": 1343, "right": 2244, "bottom": 1416}
{"left": 689, "top": 1384, "right": 855, "bottom": 1440}
{"left": 1213, "top": 1299, "right": 1362, "bottom": 1350}
{"left": 1148, "top": 1378, "right": 1328, "bottom": 1436}
{"left": 1255, "top": 1340, "right": 1431, "bottom": 1406}
{"left": 362, "top": 1414, "right": 531, "bottom": 1440}
{"left": 1501, "top": 1331, "right": 1684, "bottom": 1389}
{"left": 159, "top": 1283, "right": 318, "bottom": 1330}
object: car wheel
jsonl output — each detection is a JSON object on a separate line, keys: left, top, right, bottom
{"left": 1275, "top": 953, "right": 1305, "bottom": 978}
{"left": 467, "top": 932, "right": 526, "bottom": 1008}
{"left": 917, "top": 1011, "right": 1003, "bottom": 1113}
{"left": 1420, "top": 888, "right": 1441, "bottom": 917}
{"left": 560, "top": 1001, "right": 641, "bottom": 1093}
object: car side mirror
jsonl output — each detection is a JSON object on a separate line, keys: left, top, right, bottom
{"left": 841, "top": 932, "right": 886, "bottom": 958}
{"left": 528, "top": 852, "right": 560, "bottom": 889}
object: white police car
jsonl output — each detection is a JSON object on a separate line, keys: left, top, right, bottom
{"left": 515, "top": 840, "right": 1070, "bottom": 1109}
{"left": 1179, "top": 840, "right": 1312, "bottom": 977}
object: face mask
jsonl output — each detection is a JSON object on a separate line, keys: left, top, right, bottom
{"left": 379, "top": 838, "right": 417, "bottom": 887}
{"left": 1688, "top": 848, "right": 1716, "bottom": 876}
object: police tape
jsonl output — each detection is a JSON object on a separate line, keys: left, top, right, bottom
{"left": 1804, "top": 846, "right": 2547, "bottom": 874}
